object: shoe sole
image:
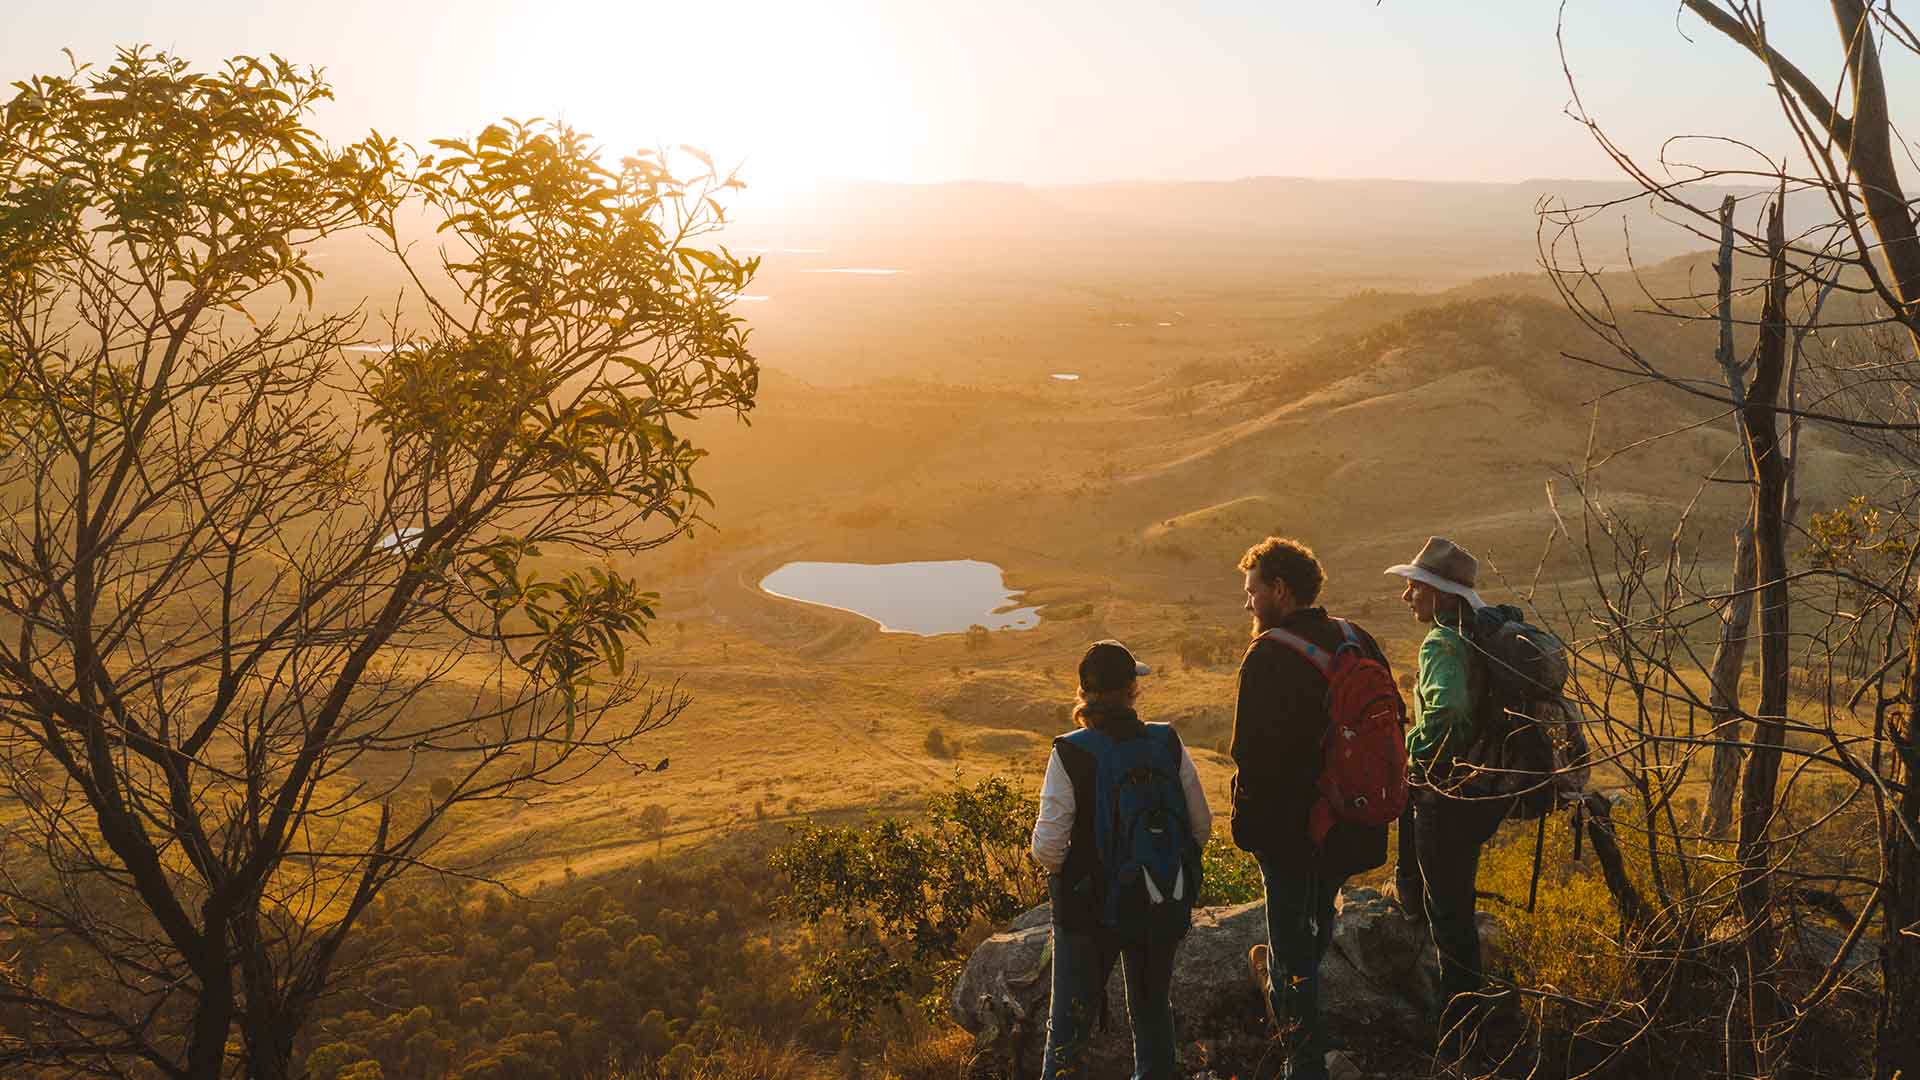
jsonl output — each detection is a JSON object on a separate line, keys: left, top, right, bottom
{"left": 1248, "top": 943, "right": 1280, "bottom": 1030}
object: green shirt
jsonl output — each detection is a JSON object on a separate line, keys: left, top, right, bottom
{"left": 1406, "top": 619, "right": 1481, "bottom": 776}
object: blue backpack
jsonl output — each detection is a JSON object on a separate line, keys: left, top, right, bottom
{"left": 1061, "top": 723, "right": 1196, "bottom": 941}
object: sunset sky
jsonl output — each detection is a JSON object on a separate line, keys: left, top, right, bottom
{"left": 3, "top": 2, "right": 1905, "bottom": 194}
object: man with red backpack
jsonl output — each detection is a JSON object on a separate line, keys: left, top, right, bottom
{"left": 1229, "top": 537, "right": 1406, "bottom": 1080}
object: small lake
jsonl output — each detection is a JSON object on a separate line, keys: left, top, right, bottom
{"left": 759, "top": 560, "right": 1039, "bottom": 636}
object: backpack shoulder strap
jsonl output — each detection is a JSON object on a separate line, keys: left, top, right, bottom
{"left": 1053, "top": 729, "right": 1097, "bottom": 774}
{"left": 1059, "top": 726, "right": 1112, "bottom": 760}
{"left": 1330, "top": 617, "right": 1396, "bottom": 668}
{"left": 1328, "top": 617, "right": 1363, "bottom": 651}
{"left": 1061, "top": 727, "right": 1121, "bottom": 863}
{"left": 1259, "top": 625, "right": 1334, "bottom": 678}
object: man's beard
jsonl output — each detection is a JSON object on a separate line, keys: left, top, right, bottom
{"left": 1249, "top": 612, "right": 1266, "bottom": 638}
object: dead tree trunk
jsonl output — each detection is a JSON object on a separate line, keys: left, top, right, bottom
{"left": 1828, "top": 9, "right": 1920, "bottom": 1073}
{"left": 1576, "top": 793, "right": 1648, "bottom": 931}
{"left": 1707, "top": 194, "right": 1758, "bottom": 839}
{"left": 1706, "top": 528, "right": 1757, "bottom": 839}
{"left": 1831, "top": 0, "right": 1920, "bottom": 317}
{"left": 1733, "top": 198, "right": 1792, "bottom": 1079}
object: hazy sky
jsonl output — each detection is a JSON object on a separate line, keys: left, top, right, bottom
{"left": 2, "top": 2, "right": 1902, "bottom": 193}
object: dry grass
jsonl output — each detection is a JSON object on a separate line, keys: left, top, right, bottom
{"left": 599, "top": 1027, "right": 975, "bottom": 1080}
{"left": 1477, "top": 815, "right": 1630, "bottom": 1000}
{"left": 878, "top": 1029, "right": 978, "bottom": 1080}
{"left": 611, "top": 1038, "right": 828, "bottom": 1080}
{"left": 225, "top": 255, "right": 1860, "bottom": 895}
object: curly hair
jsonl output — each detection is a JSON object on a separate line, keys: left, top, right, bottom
{"left": 1238, "top": 536, "right": 1325, "bottom": 606}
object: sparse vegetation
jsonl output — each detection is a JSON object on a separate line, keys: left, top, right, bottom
{"left": 1177, "top": 625, "right": 1243, "bottom": 669}
{"left": 291, "top": 845, "right": 830, "bottom": 1080}
{"left": 1197, "top": 837, "right": 1264, "bottom": 906}
{"left": 639, "top": 804, "right": 674, "bottom": 852}
{"left": 922, "top": 727, "right": 956, "bottom": 759}
{"left": 769, "top": 777, "right": 1043, "bottom": 1030}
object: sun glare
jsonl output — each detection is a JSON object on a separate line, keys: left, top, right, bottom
{"left": 483, "top": 1, "right": 911, "bottom": 196}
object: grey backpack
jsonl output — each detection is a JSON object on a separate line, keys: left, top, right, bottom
{"left": 1454, "top": 606, "right": 1591, "bottom": 818}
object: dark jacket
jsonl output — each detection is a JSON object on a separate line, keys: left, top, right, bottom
{"left": 1229, "top": 607, "right": 1390, "bottom": 867}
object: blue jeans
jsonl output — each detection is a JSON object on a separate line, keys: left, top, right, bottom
{"left": 1394, "top": 794, "right": 1505, "bottom": 1030}
{"left": 1040, "top": 924, "right": 1179, "bottom": 1079}
{"left": 1258, "top": 854, "right": 1346, "bottom": 1080}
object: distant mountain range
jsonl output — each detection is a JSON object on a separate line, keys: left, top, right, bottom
{"left": 728, "top": 175, "right": 1817, "bottom": 269}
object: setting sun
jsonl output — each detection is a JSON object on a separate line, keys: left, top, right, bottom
{"left": 469, "top": 1, "right": 914, "bottom": 191}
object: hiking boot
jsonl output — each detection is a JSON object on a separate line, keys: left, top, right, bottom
{"left": 1248, "top": 943, "right": 1279, "bottom": 1029}
{"left": 1380, "top": 880, "right": 1426, "bottom": 926}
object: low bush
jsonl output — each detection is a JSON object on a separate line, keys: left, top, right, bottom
{"left": 770, "top": 777, "right": 1044, "bottom": 1030}
{"left": 1198, "top": 837, "right": 1264, "bottom": 905}
{"left": 1476, "top": 812, "right": 1629, "bottom": 999}
{"left": 923, "top": 727, "right": 956, "bottom": 759}
{"left": 293, "top": 840, "right": 832, "bottom": 1080}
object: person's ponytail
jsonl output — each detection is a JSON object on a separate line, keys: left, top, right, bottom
{"left": 1072, "top": 684, "right": 1138, "bottom": 729}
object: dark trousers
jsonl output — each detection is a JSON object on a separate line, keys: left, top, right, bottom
{"left": 1041, "top": 923, "right": 1179, "bottom": 1079}
{"left": 1258, "top": 853, "right": 1347, "bottom": 1080}
{"left": 1394, "top": 793, "right": 1505, "bottom": 1027}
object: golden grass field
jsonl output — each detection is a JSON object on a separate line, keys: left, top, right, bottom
{"left": 342, "top": 205, "right": 1887, "bottom": 890}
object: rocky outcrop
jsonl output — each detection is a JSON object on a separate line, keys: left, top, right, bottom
{"left": 952, "top": 886, "right": 1494, "bottom": 1077}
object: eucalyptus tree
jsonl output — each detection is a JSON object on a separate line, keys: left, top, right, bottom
{"left": 0, "top": 48, "right": 757, "bottom": 1079}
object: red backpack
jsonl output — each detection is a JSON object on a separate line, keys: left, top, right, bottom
{"left": 1260, "top": 619, "right": 1409, "bottom": 848}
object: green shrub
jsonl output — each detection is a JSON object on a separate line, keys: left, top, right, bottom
{"left": 292, "top": 845, "right": 828, "bottom": 1080}
{"left": 1476, "top": 814, "right": 1627, "bottom": 1000}
{"left": 770, "top": 777, "right": 1044, "bottom": 1030}
{"left": 922, "top": 727, "right": 954, "bottom": 759}
{"left": 1198, "top": 838, "right": 1264, "bottom": 905}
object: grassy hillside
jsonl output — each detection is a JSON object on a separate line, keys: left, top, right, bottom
{"left": 336, "top": 254, "right": 1881, "bottom": 890}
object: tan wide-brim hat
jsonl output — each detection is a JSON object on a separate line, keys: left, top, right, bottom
{"left": 1385, "top": 536, "right": 1487, "bottom": 610}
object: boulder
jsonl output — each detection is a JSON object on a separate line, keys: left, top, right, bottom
{"left": 952, "top": 886, "right": 1456, "bottom": 1077}
{"left": 1780, "top": 920, "right": 1879, "bottom": 990}
{"left": 1702, "top": 910, "right": 1882, "bottom": 994}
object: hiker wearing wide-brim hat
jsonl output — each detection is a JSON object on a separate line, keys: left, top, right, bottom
{"left": 1384, "top": 536, "right": 1487, "bottom": 612}
{"left": 1029, "top": 639, "right": 1212, "bottom": 1079}
{"left": 1381, "top": 536, "right": 1493, "bottom": 777}
{"left": 1382, "top": 536, "right": 1508, "bottom": 1061}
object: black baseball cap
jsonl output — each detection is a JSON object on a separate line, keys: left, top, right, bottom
{"left": 1078, "top": 639, "right": 1151, "bottom": 692}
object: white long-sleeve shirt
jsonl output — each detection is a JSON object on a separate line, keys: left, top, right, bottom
{"left": 1029, "top": 741, "right": 1213, "bottom": 873}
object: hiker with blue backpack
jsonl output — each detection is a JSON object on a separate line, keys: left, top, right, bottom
{"left": 1229, "top": 537, "right": 1406, "bottom": 1080}
{"left": 1029, "top": 639, "right": 1212, "bottom": 1079}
